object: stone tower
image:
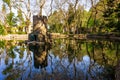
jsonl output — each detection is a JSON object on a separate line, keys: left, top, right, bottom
{"left": 29, "top": 15, "right": 48, "bottom": 42}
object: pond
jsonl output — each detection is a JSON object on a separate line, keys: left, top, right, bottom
{"left": 0, "top": 39, "right": 120, "bottom": 80}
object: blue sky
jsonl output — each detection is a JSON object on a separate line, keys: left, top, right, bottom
{"left": 42, "top": 0, "right": 99, "bottom": 16}
{"left": 0, "top": 0, "right": 99, "bottom": 16}
{"left": 0, "top": 0, "right": 3, "bottom": 11}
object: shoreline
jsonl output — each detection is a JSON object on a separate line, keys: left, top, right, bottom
{"left": 0, "top": 33, "right": 120, "bottom": 41}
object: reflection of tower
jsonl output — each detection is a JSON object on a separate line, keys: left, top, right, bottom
{"left": 34, "top": 44, "right": 47, "bottom": 68}
{"left": 29, "top": 43, "right": 51, "bottom": 69}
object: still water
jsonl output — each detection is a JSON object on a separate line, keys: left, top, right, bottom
{"left": 0, "top": 39, "right": 119, "bottom": 80}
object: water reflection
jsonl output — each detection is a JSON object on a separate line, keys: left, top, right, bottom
{"left": 28, "top": 43, "right": 51, "bottom": 68}
{"left": 0, "top": 39, "right": 119, "bottom": 80}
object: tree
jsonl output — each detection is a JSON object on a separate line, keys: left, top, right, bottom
{"left": 48, "top": 10, "right": 64, "bottom": 33}
{"left": 3, "top": 0, "right": 12, "bottom": 11}
{"left": 103, "top": 0, "right": 120, "bottom": 32}
{"left": 0, "top": 23, "right": 5, "bottom": 35}
{"left": 39, "top": 0, "right": 46, "bottom": 16}
{"left": 10, "top": 0, "right": 32, "bottom": 33}
{"left": 6, "top": 12, "right": 17, "bottom": 27}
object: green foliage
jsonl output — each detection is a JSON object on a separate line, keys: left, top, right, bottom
{"left": 17, "top": 9, "right": 24, "bottom": 22}
{"left": 67, "top": 14, "right": 74, "bottom": 25}
{"left": 8, "top": 46, "right": 16, "bottom": 58}
{"left": 17, "top": 31, "right": 26, "bottom": 34}
{"left": 88, "top": 18, "right": 94, "bottom": 27}
{"left": 2, "top": 64, "right": 13, "bottom": 75}
{"left": 0, "top": 24, "right": 5, "bottom": 35}
{"left": 2, "top": 4, "right": 6, "bottom": 12}
{"left": 0, "top": 41, "right": 5, "bottom": 48}
{"left": 6, "top": 12, "right": 17, "bottom": 27}
{"left": 19, "top": 47, "right": 25, "bottom": 59}
{"left": 1, "top": 0, "right": 120, "bottom": 34}
{"left": 67, "top": 4, "right": 75, "bottom": 25}
{"left": 3, "top": 0, "right": 11, "bottom": 6}
{"left": 48, "top": 4, "right": 89, "bottom": 34}
{"left": 103, "top": 0, "right": 120, "bottom": 32}
{"left": 48, "top": 11, "right": 64, "bottom": 33}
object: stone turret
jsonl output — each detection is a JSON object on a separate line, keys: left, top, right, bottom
{"left": 29, "top": 15, "right": 48, "bottom": 42}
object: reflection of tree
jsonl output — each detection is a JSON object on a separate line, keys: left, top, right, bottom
{"left": 0, "top": 39, "right": 118, "bottom": 80}
{"left": 85, "top": 40, "right": 120, "bottom": 80}
{"left": 2, "top": 63, "right": 20, "bottom": 80}
{"left": 0, "top": 40, "right": 5, "bottom": 48}
{"left": 67, "top": 43, "right": 75, "bottom": 62}
{"left": 115, "top": 42, "right": 120, "bottom": 61}
{"left": 1, "top": 40, "right": 30, "bottom": 80}
{"left": 4, "top": 41, "right": 16, "bottom": 65}
{"left": 29, "top": 43, "right": 51, "bottom": 68}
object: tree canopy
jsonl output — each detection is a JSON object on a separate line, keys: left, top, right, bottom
{"left": 0, "top": 0, "right": 120, "bottom": 35}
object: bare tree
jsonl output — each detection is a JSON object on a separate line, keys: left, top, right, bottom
{"left": 50, "top": 0, "right": 54, "bottom": 15}
{"left": 36, "top": 0, "right": 46, "bottom": 16}
{"left": 13, "top": 0, "right": 32, "bottom": 33}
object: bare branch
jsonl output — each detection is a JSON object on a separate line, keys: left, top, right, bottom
{"left": 39, "top": 0, "right": 46, "bottom": 16}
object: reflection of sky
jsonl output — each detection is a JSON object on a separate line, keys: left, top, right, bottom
{"left": 0, "top": 46, "right": 32, "bottom": 80}
{"left": 0, "top": 45, "right": 103, "bottom": 80}
{"left": 46, "top": 51, "right": 103, "bottom": 80}
{"left": 0, "top": 50, "right": 7, "bottom": 80}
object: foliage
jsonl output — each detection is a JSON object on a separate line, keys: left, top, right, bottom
{"left": 8, "top": 47, "right": 16, "bottom": 58}
{"left": 87, "top": 18, "right": 95, "bottom": 28}
{"left": 6, "top": 12, "right": 17, "bottom": 27}
{"left": 2, "top": 64, "right": 13, "bottom": 75}
{"left": 2, "top": 3, "right": 6, "bottom": 12}
{"left": 3, "top": 0, "right": 11, "bottom": 6}
{"left": 0, "top": 40, "right": 5, "bottom": 48}
{"left": 17, "top": 9, "right": 24, "bottom": 23}
{"left": 0, "top": 0, "right": 120, "bottom": 34}
{"left": 48, "top": 4, "right": 89, "bottom": 34}
{"left": 48, "top": 11, "right": 64, "bottom": 33}
{"left": 0, "top": 24, "right": 5, "bottom": 35}
{"left": 67, "top": 4, "right": 75, "bottom": 26}
{"left": 103, "top": 0, "right": 120, "bottom": 32}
